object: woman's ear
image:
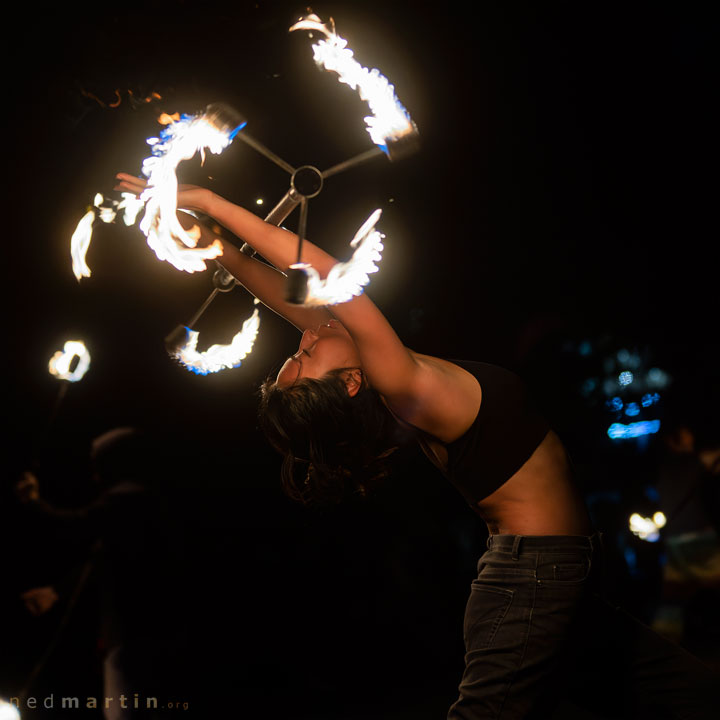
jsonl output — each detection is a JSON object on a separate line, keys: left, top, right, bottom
{"left": 341, "top": 368, "right": 363, "bottom": 398}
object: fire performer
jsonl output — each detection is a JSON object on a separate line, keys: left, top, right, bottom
{"left": 116, "top": 173, "right": 718, "bottom": 718}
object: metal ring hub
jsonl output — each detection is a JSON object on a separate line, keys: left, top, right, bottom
{"left": 291, "top": 165, "right": 323, "bottom": 198}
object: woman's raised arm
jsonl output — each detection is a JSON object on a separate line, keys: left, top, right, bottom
{"left": 115, "top": 174, "right": 480, "bottom": 440}
{"left": 114, "top": 173, "right": 331, "bottom": 332}
{"left": 200, "top": 190, "right": 481, "bottom": 441}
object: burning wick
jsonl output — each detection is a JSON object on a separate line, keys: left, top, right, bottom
{"left": 289, "top": 13, "right": 418, "bottom": 154}
{"left": 48, "top": 340, "right": 91, "bottom": 383}
{"left": 295, "top": 208, "right": 385, "bottom": 307}
{"left": 169, "top": 308, "right": 260, "bottom": 375}
{"left": 70, "top": 192, "right": 145, "bottom": 281}
{"left": 139, "top": 105, "right": 245, "bottom": 273}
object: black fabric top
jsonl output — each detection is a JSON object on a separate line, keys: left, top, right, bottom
{"left": 440, "top": 360, "right": 550, "bottom": 509}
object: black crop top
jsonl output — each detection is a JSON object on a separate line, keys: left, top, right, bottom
{"left": 434, "top": 360, "right": 550, "bottom": 509}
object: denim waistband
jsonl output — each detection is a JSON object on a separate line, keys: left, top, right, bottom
{"left": 486, "top": 532, "right": 603, "bottom": 557}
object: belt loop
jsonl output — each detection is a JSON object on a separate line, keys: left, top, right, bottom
{"left": 511, "top": 535, "right": 522, "bottom": 560}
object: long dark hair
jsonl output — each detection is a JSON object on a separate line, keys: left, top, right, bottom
{"left": 258, "top": 368, "right": 413, "bottom": 506}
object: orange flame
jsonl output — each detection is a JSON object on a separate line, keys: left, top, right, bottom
{"left": 80, "top": 88, "right": 163, "bottom": 109}
{"left": 158, "top": 112, "right": 181, "bottom": 125}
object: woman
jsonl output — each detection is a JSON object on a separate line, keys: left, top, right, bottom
{"left": 115, "top": 173, "right": 717, "bottom": 718}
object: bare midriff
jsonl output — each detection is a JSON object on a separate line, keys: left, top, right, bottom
{"left": 426, "top": 429, "right": 593, "bottom": 537}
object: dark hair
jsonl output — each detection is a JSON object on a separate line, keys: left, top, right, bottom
{"left": 258, "top": 368, "right": 412, "bottom": 506}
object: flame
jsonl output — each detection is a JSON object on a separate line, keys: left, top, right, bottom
{"left": 299, "top": 208, "right": 384, "bottom": 306}
{"left": 81, "top": 88, "right": 162, "bottom": 109}
{"left": 138, "top": 111, "right": 237, "bottom": 273}
{"left": 49, "top": 340, "right": 91, "bottom": 383}
{"left": 289, "top": 13, "right": 416, "bottom": 152}
{"left": 117, "top": 192, "right": 146, "bottom": 225}
{"left": 71, "top": 208, "right": 96, "bottom": 280}
{"left": 171, "top": 309, "right": 260, "bottom": 375}
{"left": 158, "top": 112, "right": 181, "bottom": 125}
{"left": 0, "top": 699, "right": 21, "bottom": 720}
{"left": 70, "top": 192, "right": 146, "bottom": 280}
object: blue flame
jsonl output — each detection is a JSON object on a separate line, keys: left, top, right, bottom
{"left": 228, "top": 121, "right": 247, "bottom": 140}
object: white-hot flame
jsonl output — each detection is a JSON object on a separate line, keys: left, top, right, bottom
{"left": 71, "top": 208, "right": 96, "bottom": 280}
{"left": 629, "top": 511, "right": 667, "bottom": 542}
{"left": 117, "top": 192, "right": 146, "bottom": 225}
{"left": 138, "top": 113, "right": 232, "bottom": 273}
{"left": 70, "top": 192, "right": 146, "bottom": 280}
{"left": 289, "top": 14, "right": 416, "bottom": 151}
{"left": 172, "top": 308, "right": 260, "bottom": 375}
{"left": 299, "top": 208, "right": 384, "bottom": 306}
{"left": 0, "top": 699, "right": 21, "bottom": 720}
{"left": 49, "top": 340, "right": 91, "bottom": 383}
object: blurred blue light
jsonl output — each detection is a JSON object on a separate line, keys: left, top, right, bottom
{"left": 617, "top": 348, "right": 630, "bottom": 364}
{"left": 603, "top": 378, "right": 617, "bottom": 395}
{"left": 645, "top": 485, "right": 660, "bottom": 503}
{"left": 647, "top": 368, "right": 670, "bottom": 388}
{"left": 607, "top": 396, "right": 624, "bottom": 412}
{"left": 607, "top": 419, "right": 661, "bottom": 440}
{"left": 578, "top": 341, "right": 593, "bottom": 356}
{"left": 625, "top": 402, "right": 640, "bottom": 417}
{"left": 581, "top": 378, "right": 597, "bottom": 396}
{"left": 641, "top": 392, "right": 661, "bottom": 407}
{"left": 624, "top": 546, "right": 638, "bottom": 575}
{"left": 618, "top": 371, "right": 634, "bottom": 386}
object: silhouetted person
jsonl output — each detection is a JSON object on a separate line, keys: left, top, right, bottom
{"left": 653, "top": 424, "right": 720, "bottom": 663}
{"left": 15, "top": 427, "right": 185, "bottom": 718}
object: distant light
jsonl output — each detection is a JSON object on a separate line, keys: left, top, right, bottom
{"left": 578, "top": 340, "right": 592, "bottom": 356}
{"left": 647, "top": 367, "right": 670, "bottom": 389}
{"left": 606, "top": 396, "right": 623, "bottom": 412}
{"left": 0, "top": 699, "right": 21, "bottom": 720}
{"left": 617, "top": 348, "right": 630, "bottom": 363}
{"left": 618, "top": 371, "right": 634, "bottom": 386}
{"left": 607, "top": 419, "right": 661, "bottom": 440}
{"left": 581, "top": 378, "right": 597, "bottom": 396}
{"left": 624, "top": 546, "right": 638, "bottom": 574}
{"left": 603, "top": 378, "right": 617, "bottom": 395}
{"left": 629, "top": 511, "right": 664, "bottom": 542}
{"left": 624, "top": 402, "right": 640, "bottom": 417}
{"left": 255, "top": 198, "right": 264, "bottom": 205}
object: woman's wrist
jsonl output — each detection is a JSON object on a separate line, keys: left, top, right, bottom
{"left": 198, "top": 188, "right": 219, "bottom": 216}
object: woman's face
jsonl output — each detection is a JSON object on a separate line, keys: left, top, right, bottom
{"left": 276, "top": 320, "right": 361, "bottom": 387}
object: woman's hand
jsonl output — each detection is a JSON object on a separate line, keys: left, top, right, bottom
{"left": 114, "top": 173, "right": 213, "bottom": 214}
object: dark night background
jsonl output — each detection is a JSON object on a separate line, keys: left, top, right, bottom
{"left": 2, "top": 1, "right": 718, "bottom": 717}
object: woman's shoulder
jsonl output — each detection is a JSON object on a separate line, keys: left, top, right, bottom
{"left": 388, "top": 352, "right": 483, "bottom": 443}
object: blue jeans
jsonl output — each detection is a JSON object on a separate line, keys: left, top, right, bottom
{"left": 447, "top": 533, "right": 719, "bottom": 719}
